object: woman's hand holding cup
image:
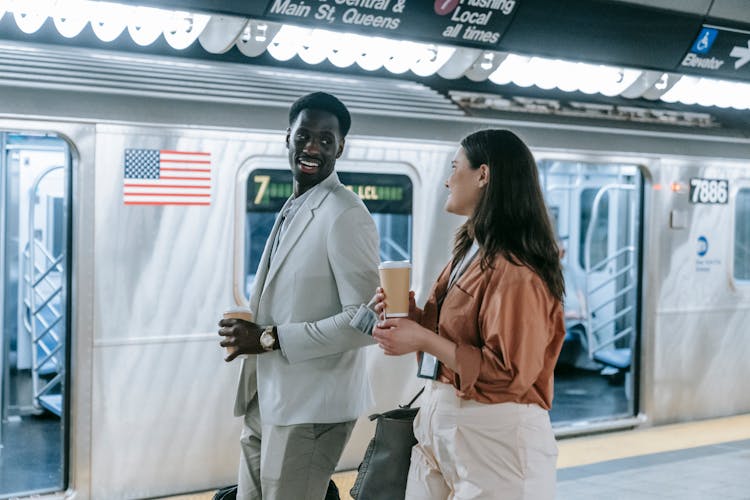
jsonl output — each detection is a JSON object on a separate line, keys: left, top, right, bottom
{"left": 373, "top": 287, "right": 421, "bottom": 322}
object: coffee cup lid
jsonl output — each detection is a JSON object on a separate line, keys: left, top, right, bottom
{"left": 378, "top": 260, "right": 411, "bottom": 269}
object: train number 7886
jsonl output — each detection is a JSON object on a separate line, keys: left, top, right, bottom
{"left": 689, "top": 178, "right": 729, "bottom": 204}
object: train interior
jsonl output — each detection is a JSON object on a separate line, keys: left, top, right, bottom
{"left": 0, "top": 133, "right": 69, "bottom": 496}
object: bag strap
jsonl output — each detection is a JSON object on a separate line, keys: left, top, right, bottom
{"left": 368, "top": 386, "right": 425, "bottom": 420}
{"left": 399, "top": 386, "right": 425, "bottom": 409}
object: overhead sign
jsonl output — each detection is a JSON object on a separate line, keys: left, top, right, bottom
{"left": 679, "top": 25, "right": 750, "bottom": 82}
{"left": 262, "top": 0, "right": 520, "bottom": 49}
{"left": 92, "top": 0, "right": 519, "bottom": 49}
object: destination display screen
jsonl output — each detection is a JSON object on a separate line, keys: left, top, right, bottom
{"left": 247, "top": 169, "right": 413, "bottom": 214}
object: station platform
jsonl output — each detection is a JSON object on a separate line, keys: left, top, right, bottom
{"left": 165, "top": 413, "right": 750, "bottom": 500}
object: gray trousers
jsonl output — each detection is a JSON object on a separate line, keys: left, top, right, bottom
{"left": 237, "top": 395, "right": 356, "bottom": 500}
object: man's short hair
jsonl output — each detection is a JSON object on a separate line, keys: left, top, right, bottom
{"left": 288, "top": 92, "right": 352, "bottom": 137}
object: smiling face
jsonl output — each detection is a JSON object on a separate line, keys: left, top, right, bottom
{"left": 286, "top": 108, "right": 344, "bottom": 196}
{"left": 444, "top": 146, "right": 488, "bottom": 216}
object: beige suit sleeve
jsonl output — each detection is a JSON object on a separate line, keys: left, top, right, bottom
{"left": 454, "top": 279, "right": 554, "bottom": 400}
{"left": 279, "top": 205, "right": 379, "bottom": 363}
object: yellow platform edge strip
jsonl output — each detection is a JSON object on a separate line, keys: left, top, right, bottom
{"left": 557, "top": 413, "right": 750, "bottom": 468}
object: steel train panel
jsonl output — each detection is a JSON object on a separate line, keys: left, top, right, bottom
{"left": 653, "top": 310, "right": 750, "bottom": 420}
{"left": 91, "top": 341, "right": 240, "bottom": 499}
{"left": 643, "top": 161, "right": 750, "bottom": 424}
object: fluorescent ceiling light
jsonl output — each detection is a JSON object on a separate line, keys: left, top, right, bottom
{"left": 489, "top": 54, "right": 529, "bottom": 86}
{"left": 384, "top": 41, "right": 424, "bottom": 74}
{"left": 327, "top": 33, "right": 362, "bottom": 68}
{"left": 11, "top": 0, "right": 49, "bottom": 35}
{"left": 266, "top": 25, "right": 310, "bottom": 62}
{"left": 52, "top": 1, "right": 89, "bottom": 39}
{"left": 127, "top": 7, "right": 165, "bottom": 46}
{"left": 662, "top": 76, "right": 750, "bottom": 110}
{"left": 299, "top": 29, "right": 338, "bottom": 65}
{"left": 356, "top": 36, "right": 392, "bottom": 72}
{"left": 89, "top": 2, "right": 127, "bottom": 42}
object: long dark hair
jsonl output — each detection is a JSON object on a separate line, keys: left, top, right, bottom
{"left": 452, "top": 129, "right": 565, "bottom": 301}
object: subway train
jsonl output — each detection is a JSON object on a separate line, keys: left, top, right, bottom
{"left": 1, "top": 40, "right": 750, "bottom": 499}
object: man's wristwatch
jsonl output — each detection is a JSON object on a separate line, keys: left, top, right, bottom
{"left": 259, "top": 326, "right": 278, "bottom": 352}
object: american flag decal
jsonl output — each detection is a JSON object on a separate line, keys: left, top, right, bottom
{"left": 123, "top": 149, "right": 211, "bottom": 205}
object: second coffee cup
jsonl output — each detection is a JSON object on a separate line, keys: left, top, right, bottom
{"left": 378, "top": 261, "right": 411, "bottom": 318}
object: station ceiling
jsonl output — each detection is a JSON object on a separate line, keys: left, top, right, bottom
{"left": 91, "top": 0, "right": 750, "bottom": 84}
{"left": 1, "top": 0, "right": 750, "bottom": 115}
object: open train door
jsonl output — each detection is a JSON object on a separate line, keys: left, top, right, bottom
{"left": 0, "top": 132, "right": 70, "bottom": 497}
{"left": 540, "top": 159, "right": 642, "bottom": 427}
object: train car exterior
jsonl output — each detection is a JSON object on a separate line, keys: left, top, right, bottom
{"left": 1, "top": 43, "right": 750, "bottom": 499}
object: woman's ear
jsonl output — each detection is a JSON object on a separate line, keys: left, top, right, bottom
{"left": 478, "top": 163, "right": 490, "bottom": 188}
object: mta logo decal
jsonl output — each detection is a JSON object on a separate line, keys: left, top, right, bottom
{"left": 697, "top": 236, "right": 709, "bottom": 257}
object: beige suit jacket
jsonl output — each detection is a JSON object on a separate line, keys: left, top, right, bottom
{"left": 234, "top": 172, "right": 379, "bottom": 425}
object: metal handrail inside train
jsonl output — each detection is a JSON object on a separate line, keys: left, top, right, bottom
{"left": 22, "top": 165, "right": 65, "bottom": 416}
{"left": 583, "top": 183, "right": 638, "bottom": 370}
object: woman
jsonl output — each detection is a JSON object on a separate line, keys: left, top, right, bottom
{"left": 372, "top": 129, "right": 566, "bottom": 500}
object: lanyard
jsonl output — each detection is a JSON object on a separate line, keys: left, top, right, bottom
{"left": 437, "top": 243, "right": 479, "bottom": 315}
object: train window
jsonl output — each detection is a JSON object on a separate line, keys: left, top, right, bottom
{"left": 244, "top": 169, "right": 412, "bottom": 295}
{"left": 735, "top": 188, "right": 750, "bottom": 281}
{"left": 579, "top": 188, "right": 609, "bottom": 269}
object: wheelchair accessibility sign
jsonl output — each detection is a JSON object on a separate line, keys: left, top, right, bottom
{"left": 692, "top": 28, "right": 718, "bottom": 54}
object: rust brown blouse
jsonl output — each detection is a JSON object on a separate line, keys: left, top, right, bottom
{"left": 419, "top": 253, "right": 565, "bottom": 409}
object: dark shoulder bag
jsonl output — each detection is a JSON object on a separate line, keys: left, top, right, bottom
{"left": 350, "top": 388, "right": 424, "bottom": 500}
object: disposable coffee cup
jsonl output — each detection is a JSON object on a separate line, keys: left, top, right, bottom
{"left": 378, "top": 261, "right": 411, "bottom": 318}
{"left": 222, "top": 306, "right": 253, "bottom": 357}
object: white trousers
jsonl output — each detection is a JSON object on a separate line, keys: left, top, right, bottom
{"left": 405, "top": 381, "right": 558, "bottom": 500}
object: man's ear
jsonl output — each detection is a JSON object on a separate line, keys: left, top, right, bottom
{"left": 285, "top": 128, "right": 291, "bottom": 148}
{"left": 478, "top": 163, "right": 490, "bottom": 188}
{"left": 336, "top": 138, "right": 345, "bottom": 159}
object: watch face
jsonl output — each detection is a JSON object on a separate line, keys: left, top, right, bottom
{"left": 261, "top": 329, "right": 275, "bottom": 349}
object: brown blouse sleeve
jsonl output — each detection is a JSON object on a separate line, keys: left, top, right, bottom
{"left": 454, "top": 277, "right": 555, "bottom": 400}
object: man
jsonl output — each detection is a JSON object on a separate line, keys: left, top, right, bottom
{"left": 219, "top": 92, "right": 379, "bottom": 500}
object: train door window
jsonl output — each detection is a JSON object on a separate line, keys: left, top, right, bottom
{"left": 1, "top": 132, "right": 70, "bottom": 497}
{"left": 735, "top": 188, "right": 750, "bottom": 281}
{"left": 539, "top": 160, "right": 642, "bottom": 427}
{"left": 244, "top": 168, "right": 412, "bottom": 295}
